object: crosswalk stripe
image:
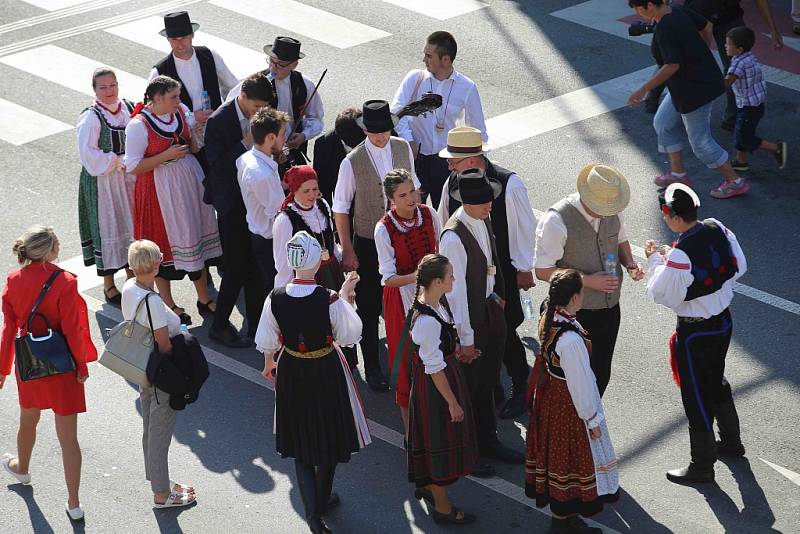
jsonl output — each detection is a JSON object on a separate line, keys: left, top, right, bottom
{"left": 379, "top": 0, "right": 487, "bottom": 20}
{"left": 0, "top": 98, "right": 73, "bottom": 146}
{"left": 486, "top": 67, "right": 653, "bottom": 150}
{"left": 209, "top": 0, "right": 391, "bottom": 49}
{"left": 105, "top": 16, "right": 266, "bottom": 80}
{"left": 20, "top": 0, "right": 99, "bottom": 10}
{"left": 0, "top": 44, "right": 147, "bottom": 101}
{"left": 0, "top": 0, "right": 129, "bottom": 35}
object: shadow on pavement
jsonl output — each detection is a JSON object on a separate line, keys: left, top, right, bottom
{"left": 152, "top": 501, "right": 197, "bottom": 534}
{"left": 7, "top": 484, "right": 55, "bottom": 534}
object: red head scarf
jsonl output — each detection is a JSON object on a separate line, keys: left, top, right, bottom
{"left": 281, "top": 165, "right": 319, "bottom": 210}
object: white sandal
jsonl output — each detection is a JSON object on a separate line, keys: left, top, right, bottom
{"left": 154, "top": 491, "right": 196, "bottom": 509}
{"left": 2, "top": 453, "right": 31, "bottom": 485}
{"left": 66, "top": 504, "right": 84, "bottom": 521}
{"left": 170, "top": 480, "right": 195, "bottom": 494}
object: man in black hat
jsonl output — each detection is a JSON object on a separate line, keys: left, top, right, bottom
{"left": 440, "top": 168, "right": 525, "bottom": 477}
{"left": 438, "top": 127, "right": 537, "bottom": 419}
{"left": 149, "top": 11, "right": 238, "bottom": 171}
{"left": 332, "top": 100, "right": 418, "bottom": 392}
{"left": 645, "top": 183, "right": 747, "bottom": 484}
{"left": 228, "top": 36, "right": 323, "bottom": 168}
{"left": 203, "top": 73, "right": 276, "bottom": 348}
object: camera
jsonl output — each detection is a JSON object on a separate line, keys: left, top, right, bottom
{"left": 628, "top": 21, "right": 655, "bottom": 37}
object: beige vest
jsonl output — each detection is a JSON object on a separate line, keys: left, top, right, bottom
{"left": 349, "top": 137, "right": 412, "bottom": 239}
{"left": 552, "top": 198, "right": 621, "bottom": 310}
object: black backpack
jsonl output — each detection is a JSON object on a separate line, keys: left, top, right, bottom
{"left": 146, "top": 332, "right": 210, "bottom": 410}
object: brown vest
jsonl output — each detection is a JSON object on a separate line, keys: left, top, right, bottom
{"left": 349, "top": 137, "right": 412, "bottom": 239}
{"left": 442, "top": 215, "right": 505, "bottom": 332}
{"left": 552, "top": 198, "right": 621, "bottom": 310}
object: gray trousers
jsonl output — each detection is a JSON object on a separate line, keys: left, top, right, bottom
{"left": 140, "top": 386, "right": 177, "bottom": 493}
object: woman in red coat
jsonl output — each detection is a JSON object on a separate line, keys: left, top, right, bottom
{"left": 0, "top": 226, "right": 97, "bottom": 522}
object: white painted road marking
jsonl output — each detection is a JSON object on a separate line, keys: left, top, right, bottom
{"left": 105, "top": 16, "right": 266, "bottom": 80}
{"left": 0, "top": 44, "right": 147, "bottom": 101}
{"left": 759, "top": 458, "right": 800, "bottom": 487}
{"left": 20, "top": 0, "right": 99, "bottom": 10}
{"left": 81, "top": 293, "right": 621, "bottom": 534}
{"left": 209, "top": 0, "right": 391, "bottom": 49}
{"left": 486, "top": 67, "right": 653, "bottom": 150}
{"left": 0, "top": 98, "right": 72, "bottom": 146}
{"left": 379, "top": 0, "right": 487, "bottom": 20}
{"left": 0, "top": 0, "right": 131, "bottom": 35}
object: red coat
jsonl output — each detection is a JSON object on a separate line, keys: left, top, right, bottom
{"left": 0, "top": 262, "right": 97, "bottom": 415}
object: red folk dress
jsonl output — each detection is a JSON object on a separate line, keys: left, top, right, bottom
{"left": 0, "top": 262, "right": 97, "bottom": 415}
{"left": 378, "top": 206, "right": 437, "bottom": 408}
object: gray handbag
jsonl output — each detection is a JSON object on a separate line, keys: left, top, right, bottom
{"left": 99, "top": 293, "right": 156, "bottom": 387}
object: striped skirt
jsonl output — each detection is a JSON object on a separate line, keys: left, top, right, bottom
{"left": 407, "top": 353, "right": 478, "bottom": 487}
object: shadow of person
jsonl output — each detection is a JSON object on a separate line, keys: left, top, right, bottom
{"left": 152, "top": 501, "right": 197, "bottom": 534}
{"left": 595, "top": 488, "right": 672, "bottom": 533}
{"left": 7, "top": 484, "right": 55, "bottom": 534}
{"left": 692, "top": 457, "right": 781, "bottom": 533}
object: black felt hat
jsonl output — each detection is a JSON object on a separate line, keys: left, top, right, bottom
{"left": 159, "top": 12, "right": 199, "bottom": 38}
{"left": 264, "top": 36, "right": 305, "bottom": 61}
{"left": 355, "top": 100, "right": 399, "bottom": 134}
{"left": 451, "top": 168, "right": 502, "bottom": 205}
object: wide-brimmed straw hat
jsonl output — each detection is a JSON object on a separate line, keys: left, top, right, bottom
{"left": 576, "top": 163, "right": 630, "bottom": 217}
{"left": 438, "top": 127, "right": 488, "bottom": 159}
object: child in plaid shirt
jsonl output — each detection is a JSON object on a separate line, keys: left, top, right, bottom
{"left": 724, "top": 26, "right": 788, "bottom": 172}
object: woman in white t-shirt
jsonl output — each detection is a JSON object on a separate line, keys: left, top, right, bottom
{"left": 120, "top": 240, "right": 196, "bottom": 509}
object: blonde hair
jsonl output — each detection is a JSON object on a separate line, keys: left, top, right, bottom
{"left": 13, "top": 225, "right": 57, "bottom": 264}
{"left": 127, "top": 240, "right": 161, "bottom": 274}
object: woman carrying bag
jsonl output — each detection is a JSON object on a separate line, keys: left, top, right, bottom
{"left": 0, "top": 226, "right": 96, "bottom": 522}
{"left": 120, "top": 239, "right": 196, "bottom": 509}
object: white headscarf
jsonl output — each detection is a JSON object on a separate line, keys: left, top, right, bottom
{"left": 286, "top": 231, "right": 322, "bottom": 271}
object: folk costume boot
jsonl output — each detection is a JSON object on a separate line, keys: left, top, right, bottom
{"left": 714, "top": 400, "right": 745, "bottom": 457}
{"left": 294, "top": 460, "right": 331, "bottom": 534}
{"left": 666, "top": 431, "right": 716, "bottom": 484}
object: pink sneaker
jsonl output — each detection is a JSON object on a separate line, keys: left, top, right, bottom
{"left": 710, "top": 179, "right": 749, "bottom": 199}
{"left": 654, "top": 171, "right": 693, "bottom": 188}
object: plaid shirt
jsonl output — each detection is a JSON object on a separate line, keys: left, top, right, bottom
{"left": 728, "top": 52, "right": 767, "bottom": 108}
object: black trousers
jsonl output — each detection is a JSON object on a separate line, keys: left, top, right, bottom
{"left": 251, "top": 233, "right": 276, "bottom": 293}
{"left": 501, "top": 266, "right": 530, "bottom": 388}
{"left": 674, "top": 309, "right": 735, "bottom": 433}
{"left": 212, "top": 208, "right": 267, "bottom": 335}
{"left": 353, "top": 235, "right": 382, "bottom": 373}
{"left": 576, "top": 304, "right": 621, "bottom": 397}
{"left": 415, "top": 154, "right": 450, "bottom": 210}
{"left": 464, "top": 298, "right": 507, "bottom": 452}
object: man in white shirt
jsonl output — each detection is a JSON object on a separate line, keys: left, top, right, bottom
{"left": 438, "top": 127, "right": 537, "bottom": 419}
{"left": 237, "top": 108, "right": 289, "bottom": 291}
{"left": 440, "top": 169, "right": 525, "bottom": 478}
{"left": 645, "top": 183, "right": 746, "bottom": 484}
{"left": 332, "top": 100, "right": 418, "bottom": 392}
{"left": 150, "top": 11, "right": 239, "bottom": 169}
{"left": 391, "top": 31, "right": 487, "bottom": 209}
{"left": 534, "top": 164, "right": 643, "bottom": 397}
{"left": 228, "top": 37, "right": 324, "bottom": 168}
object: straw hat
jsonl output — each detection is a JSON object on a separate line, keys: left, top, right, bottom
{"left": 438, "top": 127, "right": 488, "bottom": 159}
{"left": 576, "top": 163, "right": 630, "bottom": 217}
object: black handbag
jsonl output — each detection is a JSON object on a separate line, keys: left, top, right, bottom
{"left": 15, "top": 270, "right": 76, "bottom": 381}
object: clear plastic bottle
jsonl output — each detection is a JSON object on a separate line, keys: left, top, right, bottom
{"left": 200, "top": 90, "right": 211, "bottom": 111}
{"left": 180, "top": 324, "right": 189, "bottom": 333}
{"left": 520, "top": 289, "right": 536, "bottom": 320}
{"left": 605, "top": 252, "right": 617, "bottom": 276}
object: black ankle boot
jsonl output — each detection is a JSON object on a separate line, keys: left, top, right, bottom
{"left": 714, "top": 400, "right": 745, "bottom": 457}
{"left": 666, "top": 431, "right": 716, "bottom": 484}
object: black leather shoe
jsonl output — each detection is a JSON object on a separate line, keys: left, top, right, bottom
{"left": 365, "top": 369, "right": 390, "bottom": 392}
{"left": 469, "top": 461, "right": 496, "bottom": 478}
{"left": 307, "top": 516, "right": 332, "bottom": 534}
{"left": 208, "top": 325, "right": 251, "bottom": 349}
{"left": 548, "top": 516, "right": 602, "bottom": 533}
{"left": 666, "top": 464, "right": 715, "bottom": 484}
{"left": 482, "top": 441, "right": 525, "bottom": 465}
{"left": 499, "top": 385, "right": 526, "bottom": 419}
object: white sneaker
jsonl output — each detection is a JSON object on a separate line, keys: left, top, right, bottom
{"left": 2, "top": 453, "right": 31, "bottom": 485}
{"left": 66, "top": 504, "right": 84, "bottom": 521}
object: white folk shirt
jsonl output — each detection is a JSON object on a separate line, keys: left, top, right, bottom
{"left": 438, "top": 207, "right": 495, "bottom": 346}
{"left": 236, "top": 147, "right": 284, "bottom": 239}
{"left": 411, "top": 304, "right": 452, "bottom": 375}
{"left": 76, "top": 99, "right": 130, "bottom": 175}
{"left": 374, "top": 205, "right": 443, "bottom": 313}
{"left": 147, "top": 48, "right": 238, "bottom": 112}
{"left": 438, "top": 171, "right": 537, "bottom": 272}
{"left": 645, "top": 218, "right": 747, "bottom": 319}
{"left": 123, "top": 104, "right": 196, "bottom": 170}
{"left": 390, "top": 68, "right": 488, "bottom": 156}
{"left": 534, "top": 192, "right": 629, "bottom": 269}
{"left": 332, "top": 137, "right": 420, "bottom": 214}
{"left": 227, "top": 72, "right": 324, "bottom": 143}
{"left": 255, "top": 282, "right": 362, "bottom": 355}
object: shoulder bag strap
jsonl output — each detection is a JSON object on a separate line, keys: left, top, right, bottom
{"left": 25, "top": 270, "right": 62, "bottom": 333}
{"left": 142, "top": 293, "right": 159, "bottom": 352}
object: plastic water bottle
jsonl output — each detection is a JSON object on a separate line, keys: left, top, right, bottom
{"left": 180, "top": 324, "right": 189, "bottom": 333}
{"left": 520, "top": 289, "right": 536, "bottom": 321}
{"left": 605, "top": 252, "right": 617, "bottom": 276}
{"left": 200, "top": 90, "right": 211, "bottom": 111}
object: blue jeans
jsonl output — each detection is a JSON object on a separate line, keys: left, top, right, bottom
{"left": 734, "top": 104, "right": 764, "bottom": 153}
{"left": 653, "top": 92, "right": 728, "bottom": 169}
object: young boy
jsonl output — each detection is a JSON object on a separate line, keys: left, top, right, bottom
{"left": 724, "top": 26, "right": 788, "bottom": 172}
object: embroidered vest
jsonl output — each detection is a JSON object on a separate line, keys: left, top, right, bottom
{"left": 83, "top": 100, "right": 134, "bottom": 157}
{"left": 271, "top": 286, "right": 336, "bottom": 352}
{"left": 283, "top": 199, "right": 337, "bottom": 259}
{"left": 541, "top": 321, "right": 592, "bottom": 380}
{"left": 381, "top": 207, "right": 437, "bottom": 275}
{"left": 413, "top": 302, "right": 457, "bottom": 356}
{"left": 675, "top": 220, "right": 737, "bottom": 301}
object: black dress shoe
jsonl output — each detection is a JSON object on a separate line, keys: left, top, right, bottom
{"left": 482, "top": 440, "right": 525, "bottom": 465}
{"left": 365, "top": 369, "right": 390, "bottom": 392}
{"left": 196, "top": 299, "right": 216, "bottom": 317}
{"left": 307, "top": 516, "right": 332, "bottom": 534}
{"left": 548, "top": 516, "right": 602, "bottom": 533}
{"left": 469, "top": 461, "right": 496, "bottom": 478}
{"left": 209, "top": 325, "right": 251, "bottom": 348}
{"left": 666, "top": 464, "right": 715, "bottom": 484}
{"left": 499, "top": 385, "right": 526, "bottom": 419}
